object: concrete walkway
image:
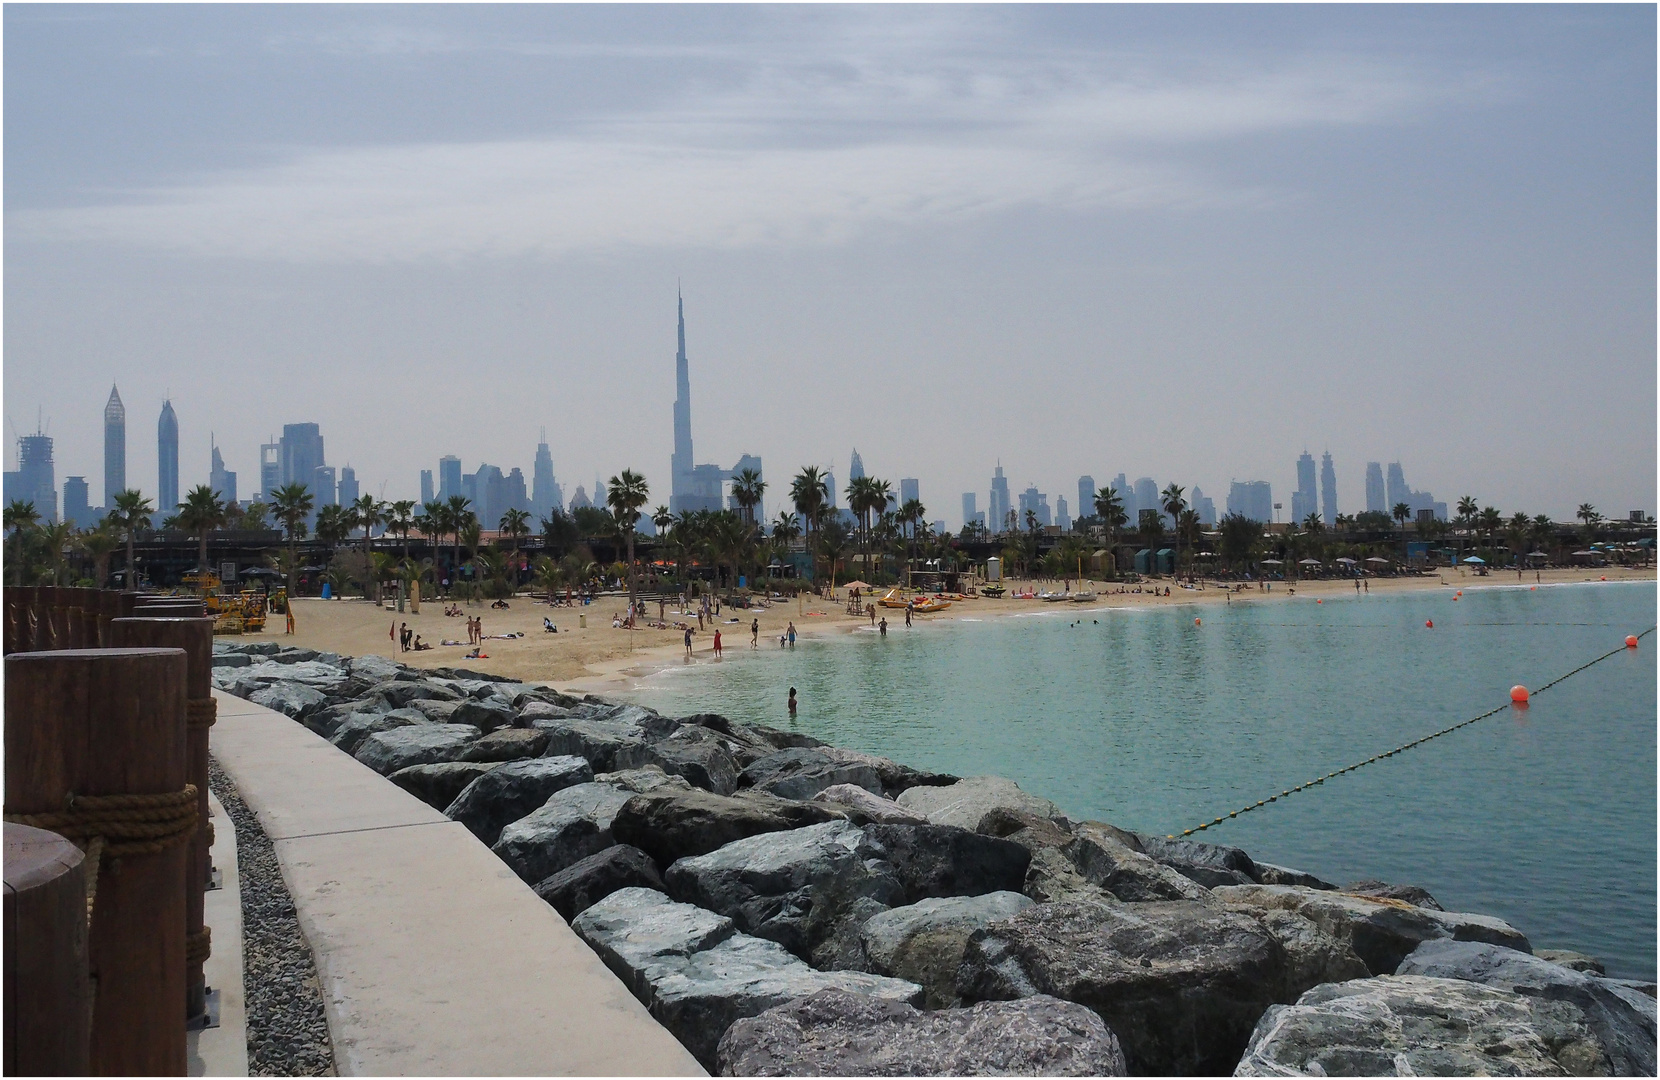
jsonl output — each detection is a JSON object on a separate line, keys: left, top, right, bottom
{"left": 211, "top": 690, "right": 705, "bottom": 1076}
{"left": 189, "top": 790, "right": 248, "bottom": 1076}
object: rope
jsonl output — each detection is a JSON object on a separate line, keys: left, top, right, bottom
{"left": 187, "top": 698, "right": 217, "bottom": 728}
{"left": 185, "top": 926, "right": 212, "bottom": 967}
{"left": 1170, "top": 629, "right": 1654, "bottom": 839}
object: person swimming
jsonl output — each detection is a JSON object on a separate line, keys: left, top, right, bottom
{"left": 788, "top": 687, "right": 797, "bottom": 716}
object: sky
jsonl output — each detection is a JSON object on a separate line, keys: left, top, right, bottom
{"left": 5, "top": 4, "right": 1654, "bottom": 525}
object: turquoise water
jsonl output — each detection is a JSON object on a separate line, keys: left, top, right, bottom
{"left": 628, "top": 582, "right": 1657, "bottom": 980}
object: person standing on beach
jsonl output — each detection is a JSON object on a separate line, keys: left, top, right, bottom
{"left": 713, "top": 629, "right": 723, "bottom": 657}
{"left": 684, "top": 627, "right": 693, "bottom": 657}
{"left": 751, "top": 618, "right": 759, "bottom": 648}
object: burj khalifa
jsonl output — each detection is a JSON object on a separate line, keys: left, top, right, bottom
{"left": 669, "top": 291, "right": 759, "bottom": 515}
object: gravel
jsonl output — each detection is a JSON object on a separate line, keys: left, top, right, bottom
{"left": 209, "top": 758, "right": 336, "bottom": 1076}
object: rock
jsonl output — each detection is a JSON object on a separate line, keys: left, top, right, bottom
{"left": 812, "top": 784, "right": 929, "bottom": 825}
{"left": 896, "top": 776, "right": 1059, "bottom": 831}
{"left": 347, "top": 654, "right": 406, "bottom": 682}
{"left": 272, "top": 646, "right": 319, "bottom": 663}
{"left": 533, "top": 844, "right": 663, "bottom": 920}
{"left": 591, "top": 702, "right": 680, "bottom": 739}
{"left": 857, "top": 823, "right": 1031, "bottom": 905}
{"left": 627, "top": 725, "right": 740, "bottom": 795}
{"left": 739, "top": 748, "right": 883, "bottom": 801}
{"left": 535, "top": 718, "right": 654, "bottom": 772}
{"left": 1235, "top": 975, "right": 1613, "bottom": 1077}
{"left": 354, "top": 723, "right": 481, "bottom": 775}
{"left": 1066, "top": 822, "right": 1211, "bottom": 903}
{"left": 458, "top": 727, "right": 550, "bottom": 762}
{"left": 328, "top": 709, "right": 425, "bottom": 755}
{"left": 445, "top": 755, "right": 595, "bottom": 847}
{"left": 1397, "top": 939, "right": 1656, "bottom": 1075}
{"left": 1253, "top": 909, "right": 1371, "bottom": 995}
{"left": 372, "top": 680, "right": 463, "bottom": 708}
{"left": 491, "top": 779, "right": 632, "bottom": 882}
{"left": 817, "top": 747, "right": 959, "bottom": 799}
{"left": 451, "top": 697, "right": 515, "bottom": 734}
{"left": 678, "top": 715, "right": 782, "bottom": 768}
{"left": 732, "top": 718, "right": 826, "bottom": 752}
{"left": 958, "top": 897, "right": 1284, "bottom": 1075}
{"left": 211, "top": 652, "right": 252, "bottom": 668}
{"left": 248, "top": 681, "right": 329, "bottom": 719}
{"left": 240, "top": 660, "right": 348, "bottom": 689}
{"left": 594, "top": 767, "right": 694, "bottom": 795}
{"left": 1254, "top": 862, "right": 1337, "bottom": 890}
{"left": 1345, "top": 879, "right": 1444, "bottom": 911}
{"left": 388, "top": 761, "right": 500, "bottom": 810}
{"left": 974, "top": 809, "right": 1103, "bottom": 904}
{"left": 572, "top": 888, "right": 922, "bottom": 1068}
{"left": 1536, "top": 948, "right": 1608, "bottom": 976}
{"left": 611, "top": 787, "right": 846, "bottom": 867}
{"left": 860, "top": 893, "right": 1035, "bottom": 1007}
{"left": 1133, "top": 833, "right": 1259, "bottom": 888}
{"left": 717, "top": 989, "right": 1127, "bottom": 1077}
{"left": 406, "top": 698, "right": 462, "bottom": 723}
{"left": 664, "top": 820, "right": 902, "bottom": 966}
{"left": 1213, "top": 884, "right": 1531, "bottom": 976}
{"left": 513, "top": 688, "right": 584, "bottom": 712}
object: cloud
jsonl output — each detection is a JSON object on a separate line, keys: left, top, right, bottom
{"left": 9, "top": 26, "right": 1482, "bottom": 262}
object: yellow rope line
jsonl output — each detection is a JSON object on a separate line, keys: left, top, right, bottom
{"left": 1170, "top": 629, "right": 1654, "bottom": 839}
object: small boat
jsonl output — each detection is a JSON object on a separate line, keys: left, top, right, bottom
{"left": 980, "top": 585, "right": 1006, "bottom": 597}
{"left": 878, "top": 589, "right": 912, "bottom": 609}
{"left": 1040, "top": 591, "right": 1070, "bottom": 602}
{"left": 1071, "top": 592, "right": 1097, "bottom": 602}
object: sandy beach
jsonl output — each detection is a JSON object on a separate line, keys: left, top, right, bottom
{"left": 258, "top": 564, "right": 1655, "bottom": 691}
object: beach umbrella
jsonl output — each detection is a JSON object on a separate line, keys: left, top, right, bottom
{"left": 841, "top": 580, "right": 873, "bottom": 591}
{"left": 1260, "top": 558, "right": 1283, "bottom": 565}
{"left": 1463, "top": 556, "right": 1485, "bottom": 564}
{"left": 1365, "top": 556, "right": 1391, "bottom": 564}
{"left": 240, "top": 566, "right": 283, "bottom": 579}
{"left": 1299, "top": 558, "right": 1321, "bottom": 566}
{"left": 1334, "top": 557, "right": 1357, "bottom": 565}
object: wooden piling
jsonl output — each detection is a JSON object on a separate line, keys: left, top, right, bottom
{"left": 4, "top": 823, "right": 92, "bottom": 1075}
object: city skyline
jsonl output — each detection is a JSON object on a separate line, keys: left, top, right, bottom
{"left": 5, "top": 7, "right": 1653, "bottom": 522}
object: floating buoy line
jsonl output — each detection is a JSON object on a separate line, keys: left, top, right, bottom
{"left": 1170, "top": 627, "right": 1655, "bottom": 839}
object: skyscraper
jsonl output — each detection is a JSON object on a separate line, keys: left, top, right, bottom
{"left": 668, "top": 292, "right": 742, "bottom": 513}
{"left": 420, "top": 470, "right": 434, "bottom": 505}
{"left": 313, "top": 466, "right": 337, "bottom": 507}
{"left": 532, "top": 435, "right": 562, "bottom": 520}
{"left": 988, "top": 463, "right": 1011, "bottom": 534}
{"left": 1385, "top": 463, "right": 1409, "bottom": 513}
{"left": 337, "top": 465, "right": 359, "bottom": 508}
{"left": 1077, "top": 476, "right": 1096, "bottom": 521}
{"left": 259, "top": 441, "right": 280, "bottom": 500}
{"left": 1191, "top": 486, "right": 1216, "bottom": 526}
{"left": 961, "top": 492, "right": 977, "bottom": 530}
{"left": 157, "top": 400, "right": 179, "bottom": 512}
{"left": 1133, "top": 478, "right": 1160, "bottom": 524}
{"left": 1056, "top": 496, "right": 1071, "bottom": 532}
{"left": 1364, "top": 462, "right": 1386, "bottom": 514}
{"left": 1226, "top": 481, "right": 1273, "bottom": 523}
{"left": 209, "top": 437, "right": 237, "bottom": 505}
{"left": 17, "top": 431, "right": 57, "bottom": 523}
{"left": 849, "top": 449, "right": 865, "bottom": 482}
{"left": 63, "top": 476, "right": 91, "bottom": 528}
{"left": 1113, "top": 473, "right": 1132, "bottom": 520}
{"left": 103, "top": 385, "right": 125, "bottom": 507}
{"left": 438, "top": 456, "right": 462, "bottom": 502}
{"left": 899, "top": 478, "right": 920, "bottom": 509}
{"left": 1017, "top": 485, "right": 1051, "bottom": 528}
{"left": 279, "top": 424, "right": 325, "bottom": 490}
{"left": 1320, "top": 452, "right": 1337, "bottom": 526}
{"left": 1291, "top": 451, "right": 1316, "bottom": 526}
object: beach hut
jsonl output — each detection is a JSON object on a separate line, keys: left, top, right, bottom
{"left": 1090, "top": 549, "right": 1113, "bottom": 576}
{"left": 1156, "top": 548, "right": 1175, "bottom": 574}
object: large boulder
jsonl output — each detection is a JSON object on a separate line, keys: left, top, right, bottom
{"left": 450, "top": 697, "right": 515, "bottom": 734}
{"left": 1345, "top": 878, "right": 1444, "bottom": 910}
{"left": 491, "top": 780, "right": 633, "bottom": 883}
{"left": 1235, "top": 975, "right": 1613, "bottom": 1076}
{"left": 610, "top": 787, "right": 846, "bottom": 867}
{"left": 446, "top": 755, "right": 595, "bottom": 847}
{"left": 458, "top": 727, "right": 550, "bottom": 763}
{"left": 240, "top": 659, "right": 347, "bottom": 688}
{"left": 1253, "top": 909, "right": 1371, "bottom": 994}
{"left": 372, "top": 679, "right": 463, "bottom": 708}
{"left": 812, "top": 784, "right": 929, "bottom": 825}
{"left": 626, "top": 725, "right": 740, "bottom": 795}
{"left": 976, "top": 809, "right": 1106, "bottom": 904}
{"left": 664, "top": 820, "right": 902, "bottom": 967}
{"left": 1066, "top": 822, "right": 1211, "bottom": 903}
{"left": 571, "top": 888, "right": 922, "bottom": 1068}
{"left": 535, "top": 718, "right": 656, "bottom": 772}
{"left": 302, "top": 702, "right": 375, "bottom": 740}
{"left": 355, "top": 723, "right": 481, "bottom": 775}
{"left": 859, "top": 892, "right": 1034, "bottom": 1007}
{"left": 717, "top": 989, "right": 1126, "bottom": 1077}
{"left": 595, "top": 767, "right": 694, "bottom": 795}
{"left": 533, "top": 844, "right": 664, "bottom": 921}
{"left": 895, "top": 776, "right": 1059, "bottom": 831}
{"left": 1254, "top": 862, "right": 1337, "bottom": 890}
{"left": 857, "top": 823, "right": 1031, "bottom": 905}
{"left": 1213, "top": 884, "right": 1531, "bottom": 976}
{"left": 739, "top": 748, "right": 883, "bottom": 802}
{"left": 388, "top": 761, "right": 500, "bottom": 810}
{"left": 1397, "top": 939, "right": 1656, "bottom": 1075}
{"left": 958, "top": 897, "right": 1286, "bottom": 1075}
{"left": 1536, "top": 948, "right": 1607, "bottom": 975}
{"left": 1132, "top": 833, "right": 1259, "bottom": 888}
{"left": 347, "top": 654, "right": 406, "bottom": 682}
{"left": 817, "top": 747, "right": 958, "bottom": 799}
{"left": 329, "top": 709, "right": 425, "bottom": 755}
{"left": 406, "top": 698, "right": 463, "bottom": 723}
{"left": 248, "top": 680, "right": 329, "bottom": 719}
{"left": 211, "top": 651, "right": 251, "bottom": 668}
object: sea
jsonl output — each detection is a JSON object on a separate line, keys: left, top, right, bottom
{"left": 623, "top": 580, "right": 1658, "bottom": 980}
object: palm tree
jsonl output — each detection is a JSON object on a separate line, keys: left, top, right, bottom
{"left": 499, "top": 507, "right": 532, "bottom": 592}
{"left": 387, "top": 499, "right": 416, "bottom": 562}
{"left": 651, "top": 505, "right": 673, "bottom": 536}
{"left": 351, "top": 495, "right": 384, "bottom": 598}
{"left": 531, "top": 554, "right": 564, "bottom": 601}
{"left": 314, "top": 504, "right": 351, "bottom": 559}
{"left": 1456, "top": 496, "right": 1479, "bottom": 534}
{"left": 789, "top": 466, "right": 829, "bottom": 583}
{"left": 1478, "top": 507, "right": 1503, "bottom": 553}
{"left": 5, "top": 500, "right": 41, "bottom": 586}
{"left": 1094, "top": 486, "right": 1127, "bottom": 578}
{"left": 1393, "top": 502, "right": 1412, "bottom": 529}
{"left": 175, "top": 484, "right": 228, "bottom": 573}
{"left": 817, "top": 514, "right": 852, "bottom": 589}
{"left": 1161, "top": 484, "right": 1186, "bottom": 571}
{"left": 444, "top": 495, "right": 472, "bottom": 587}
{"left": 110, "top": 489, "right": 158, "bottom": 590}
{"left": 77, "top": 521, "right": 121, "bottom": 589}
{"left": 731, "top": 468, "right": 766, "bottom": 528}
{"left": 605, "top": 469, "right": 651, "bottom": 623}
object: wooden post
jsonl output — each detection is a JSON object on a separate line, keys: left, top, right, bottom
{"left": 37, "top": 586, "right": 61, "bottom": 650}
{"left": 108, "top": 617, "right": 213, "bottom": 1023}
{"left": 64, "top": 590, "right": 90, "bottom": 649}
{"left": 4, "top": 823, "right": 91, "bottom": 1075}
{"left": 3, "top": 587, "right": 22, "bottom": 655}
{"left": 19, "top": 586, "right": 43, "bottom": 652}
{"left": 5, "top": 648, "right": 189, "bottom": 1075}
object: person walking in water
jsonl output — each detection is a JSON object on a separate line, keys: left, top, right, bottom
{"left": 713, "top": 629, "right": 723, "bottom": 658}
{"left": 879, "top": 616, "right": 887, "bottom": 637}
{"left": 786, "top": 622, "right": 797, "bottom": 647}
{"left": 904, "top": 602, "right": 913, "bottom": 628}
{"left": 788, "top": 687, "right": 797, "bottom": 717}
{"left": 684, "top": 626, "right": 693, "bottom": 657}
{"left": 751, "top": 618, "right": 759, "bottom": 648}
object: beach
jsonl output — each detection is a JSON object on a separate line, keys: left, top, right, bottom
{"left": 267, "top": 564, "right": 1655, "bottom": 689}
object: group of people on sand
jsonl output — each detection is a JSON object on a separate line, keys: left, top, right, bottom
{"left": 391, "top": 621, "right": 431, "bottom": 652}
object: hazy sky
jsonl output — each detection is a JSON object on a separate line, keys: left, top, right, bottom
{"left": 5, "top": 4, "right": 1654, "bottom": 523}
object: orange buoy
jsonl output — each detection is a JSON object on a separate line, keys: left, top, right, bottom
{"left": 1316, "top": 599, "right": 1322, "bottom": 604}
{"left": 1194, "top": 617, "right": 1201, "bottom": 626}
{"left": 1453, "top": 596, "right": 1459, "bottom": 601}
{"left": 1626, "top": 635, "right": 1639, "bottom": 649}
{"left": 1510, "top": 685, "right": 1529, "bottom": 704}
{"left": 1456, "top": 590, "right": 1462, "bottom": 596}
{"left": 1425, "top": 619, "right": 1434, "bottom": 628}
{"left": 1600, "top": 576, "right": 1607, "bottom": 581}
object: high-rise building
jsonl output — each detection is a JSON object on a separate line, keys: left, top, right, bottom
{"left": 504, "top": 468, "right": 530, "bottom": 521}
{"left": 1320, "top": 452, "right": 1337, "bottom": 526}
{"left": 279, "top": 423, "right": 325, "bottom": 492}
{"left": 103, "top": 385, "right": 126, "bottom": 507}
{"left": 1133, "top": 478, "right": 1160, "bottom": 525}
{"left": 1112, "top": 473, "right": 1132, "bottom": 520}
{"left": 209, "top": 437, "right": 237, "bottom": 505}
{"left": 1226, "top": 480, "right": 1273, "bottom": 523}
{"left": 899, "top": 478, "right": 920, "bottom": 509}
{"left": 1017, "top": 485, "right": 1051, "bottom": 528}
{"left": 63, "top": 476, "right": 91, "bottom": 528}
{"left": 337, "top": 466, "right": 359, "bottom": 509}
{"left": 16, "top": 431, "right": 57, "bottom": 523}
{"left": 1191, "top": 486, "right": 1216, "bottom": 526}
{"left": 420, "top": 470, "right": 434, "bottom": 505}
{"left": 568, "top": 484, "right": 592, "bottom": 511}
{"left": 1056, "top": 496, "right": 1071, "bottom": 532}
{"left": 1364, "top": 462, "right": 1386, "bottom": 515}
{"left": 961, "top": 492, "right": 977, "bottom": 530}
{"left": 157, "top": 400, "right": 179, "bottom": 512}
{"left": 1077, "top": 476, "right": 1096, "bottom": 521}
{"left": 259, "top": 441, "right": 280, "bottom": 500}
{"left": 438, "top": 456, "right": 462, "bottom": 502}
{"left": 1290, "top": 451, "right": 1316, "bottom": 526}
{"left": 1384, "top": 463, "right": 1445, "bottom": 522}
{"left": 532, "top": 436, "right": 562, "bottom": 521}
{"left": 849, "top": 449, "right": 865, "bottom": 482}
{"left": 825, "top": 473, "right": 838, "bottom": 510}
{"left": 728, "top": 454, "right": 763, "bottom": 519}
{"left": 668, "top": 292, "right": 752, "bottom": 512}
{"left": 988, "top": 463, "right": 1012, "bottom": 534}
{"left": 312, "top": 466, "right": 337, "bottom": 507}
